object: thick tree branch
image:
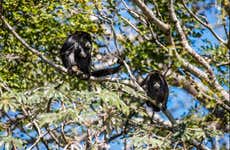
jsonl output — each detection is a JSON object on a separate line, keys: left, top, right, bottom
{"left": 132, "top": 0, "right": 175, "bottom": 45}
{"left": 169, "top": 0, "right": 229, "bottom": 102}
{"left": 169, "top": 0, "right": 215, "bottom": 78}
{"left": 132, "top": 0, "right": 170, "bottom": 33}
{"left": 170, "top": 73, "right": 230, "bottom": 112}
{"left": 173, "top": 48, "right": 230, "bottom": 102}
{"left": 173, "top": 49, "right": 210, "bottom": 81}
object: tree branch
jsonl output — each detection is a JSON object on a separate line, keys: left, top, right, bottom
{"left": 169, "top": 0, "right": 215, "bottom": 78}
{"left": 131, "top": 0, "right": 175, "bottom": 45}
{"left": 216, "top": 61, "right": 230, "bottom": 67}
{"left": 132, "top": 0, "right": 170, "bottom": 33}
{"left": 191, "top": 139, "right": 211, "bottom": 150}
{"left": 169, "top": 0, "right": 229, "bottom": 102}
{"left": 122, "top": 60, "right": 145, "bottom": 92}
{"left": 182, "top": 0, "right": 228, "bottom": 48}
{"left": 0, "top": 15, "right": 67, "bottom": 73}
{"left": 121, "top": 0, "right": 148, "bottom": 26}
{"left": 0, "top": 14, "right": 127, "bottom": 84}
{"left": 170, "top": 72, "right": 230, "bottom": 112}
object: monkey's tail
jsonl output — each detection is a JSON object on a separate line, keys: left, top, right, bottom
{"left": 91, "top": 64, "right": 122, "bottom": 77}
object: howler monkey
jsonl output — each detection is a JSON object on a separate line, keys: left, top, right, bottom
{"left": 141, "top": 71, "right": 169, "bottom": 112}
{"left": 60, "top": 31, "right": 92, "bottom": 77}
{"left": 60, "top": 31, "right": 122, "bottom": 79}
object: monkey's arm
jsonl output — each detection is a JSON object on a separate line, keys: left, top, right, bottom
{"left": 60, "top": 37, "right": 76, "bottom": 68}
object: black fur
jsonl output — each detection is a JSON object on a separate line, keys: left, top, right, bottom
{"left": 60, "top": 31, "right": 92, "bottom": 78}
{"left": 60, "top": 31, "right": 122, "bottom": 79}
{"left": 141, "top": 71, "right": 169, "bottom": 112}
{"left": 91, "top": 63, "right": 123, "bottom": 77}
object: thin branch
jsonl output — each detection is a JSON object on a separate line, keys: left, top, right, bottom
{"left": 27, "top": 126, "right": 59, "bottom": 150}
{"left": 0, "top": 15, "right": 67, "bottom": 73}
{"left": 191, "top": 139, "right": 211, "bottom": 150}
{"left": 0, "top": 54, "right": 22, "bottom": 61}
{"left": 27, "top": 127, "right": 43, "bottom": 150}
{"left": 120, "top": 15, "right": 155, "bottom": 43}
{"left": 47, "top": 130, "right": 62, "bottom": 147}
{"left": 182, "top": 0, "right": 228, "bottom": 48}
{"left": 152, "top": 0, "right": 163, "bottom": 21}
{"left": 28, "top": 121, "right": 76, "bottom": 150}
{"left": 107, "top": 132, "right": 123, "bottom": 143}
{"left": 121, "top": 0, "right": 147, "bottom": 25}
{"left": 216, "top": 61, "right": 230, "bottom": 67}
{"left": 122, "top": 60, "right": 144, "bottom": 92}
{"left": 61, "top": 123, "right": 68, "bottom": 144}
{"left": 110, "top": 22, "right": 121, "bottom": 56}
{"left": 120, "top": 16, "right": 140, "bottom": 34}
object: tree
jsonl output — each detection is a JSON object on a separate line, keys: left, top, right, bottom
{"left": 0, "top": 0, "right": 229, "bottom": 149}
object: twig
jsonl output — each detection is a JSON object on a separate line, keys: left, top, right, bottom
{"left": 121, "top": 0, "right": 147, "bottom": 25}
{"left": 182, "top": 0, "right": 228, "bottom": 48}
{"left": 27, "top": 122, "right": 43, "bottom": 150}
{"left": 191, "top": 139, "right": 211, "bottom": 150}
{"left": 0, "top": 15, "right": 67, "bottom": 73}
{"left": 120, "top": 16, "right": 140, "bottom": 34}
{"left": 61, "top": 123, "right": 68, "bottom": 144}
{"left": 216, "top": 61, "right": 230, "bottom": 67}
{"left": 122, "top": 60, "right": 144, "bottom": 92}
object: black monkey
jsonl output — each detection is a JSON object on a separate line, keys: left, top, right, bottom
{"left": 60, "top": 31, "right": 92, "bottom": 78}
{"left": 141, "top": 71, "right": 169, "bottom": 112}
{"left": 60, "top": 31, "right": 122, "bottom": 79}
